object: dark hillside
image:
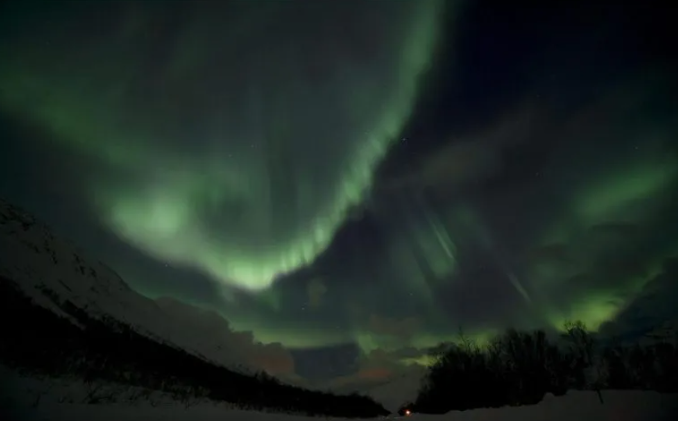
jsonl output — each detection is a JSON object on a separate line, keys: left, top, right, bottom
{"left": 0, "top": 276, "right": 387, "bottom": 418}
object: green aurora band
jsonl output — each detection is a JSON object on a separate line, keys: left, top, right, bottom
{"left": 0, "top": 0, "right": 444, "bottom": 291}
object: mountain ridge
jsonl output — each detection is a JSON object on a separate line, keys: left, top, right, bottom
{"left": 0, "top": 199, "right": 230, "bottom": 367}
{"left": 0, "top": 198, "right": 390, "bottom": 417}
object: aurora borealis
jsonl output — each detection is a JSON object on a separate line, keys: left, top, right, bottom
{"left": 0, "top": 0, "right": 443, "bottom": 291}
{"left": 1, "top": 0, "right": 677, "bottom": 388}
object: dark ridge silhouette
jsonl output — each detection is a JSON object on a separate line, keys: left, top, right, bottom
{"left": 0, "top": 277, "right": 388, "bottom": 417}
{"left": 407, "top": 321, "right": 678, "bottom": 414}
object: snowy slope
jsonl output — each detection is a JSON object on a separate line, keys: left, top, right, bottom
{"left": 0, "top": 199, "right": 254, "bottom": 371}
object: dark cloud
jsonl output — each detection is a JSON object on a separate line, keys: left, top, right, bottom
{"left": 153, "top": 297, "right": 296, "bottom": 376}
{"left": 323, "top": 346, "right": 429, "bottom": 393}
{"left": 306, "top": 278, "right": 327, "bottom": 309}
{"left": 367, "top": 315, "right": 422, "bottom": 342}
{"left": 600, "top": 258, "right": 678, "bottom": 339}
{"left": 292, "top": 343, "right": 362, "bottom": 383}
{"left": 378, "top": 101, "right": 542, "bottom": 195}
{"left": 436, "top": 258, "right": 530, "bottom": 328}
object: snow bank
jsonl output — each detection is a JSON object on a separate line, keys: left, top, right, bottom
{"left": 3, "top": 390, "right": 676, "bottom": 421}
{"left": 410, "top": 391, "right": 677, "bottom": 421}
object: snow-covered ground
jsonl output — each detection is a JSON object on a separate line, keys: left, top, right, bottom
{"left": 3, "top": 390, "right": 676, "bottom": 421}
{"left": 2, "top": 369, "right": 676, "bottom": 421}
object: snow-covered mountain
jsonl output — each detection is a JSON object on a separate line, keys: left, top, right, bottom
{"left": 0, "top": 199, "right": 254, "bottom": 372}
{"left": 0, "top": 199, "right": 395, "bottom": 418}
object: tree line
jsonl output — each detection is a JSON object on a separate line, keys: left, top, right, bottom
{"left": 398, "top": 321, "right": 678, "bottom": 415}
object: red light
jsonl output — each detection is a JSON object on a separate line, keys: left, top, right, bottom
{"left": 405, "top": 409, "right": 411, "bottom": 416}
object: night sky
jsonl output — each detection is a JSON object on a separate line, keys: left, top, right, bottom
{"left": 1, "top": 0, "right": 677, "bottom": 390}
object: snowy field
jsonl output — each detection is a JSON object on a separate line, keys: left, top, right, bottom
{"left": 2, "top": 369, "right": 676, "bottom": 421}
{"left": 3, "top": 390, "right": 677, "bottom": 421}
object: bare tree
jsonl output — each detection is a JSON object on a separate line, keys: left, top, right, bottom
{"left": 562, "top": 320, "right": 604, "bottom": 403}
{"left": 81, "top": 380, "right": 119, "bottom": 404}
{"left": 171, "top": 384, "right": 210, "bottom": 409}
{"left": 127, "top": 387, "right": 152, "bottom": 405}
{"left": 27, "top": 376, "right": 54, "bottom": 408}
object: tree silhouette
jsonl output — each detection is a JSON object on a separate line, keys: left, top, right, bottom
{"left": 409, "top": 321, "right": 678, "bottom": 414}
